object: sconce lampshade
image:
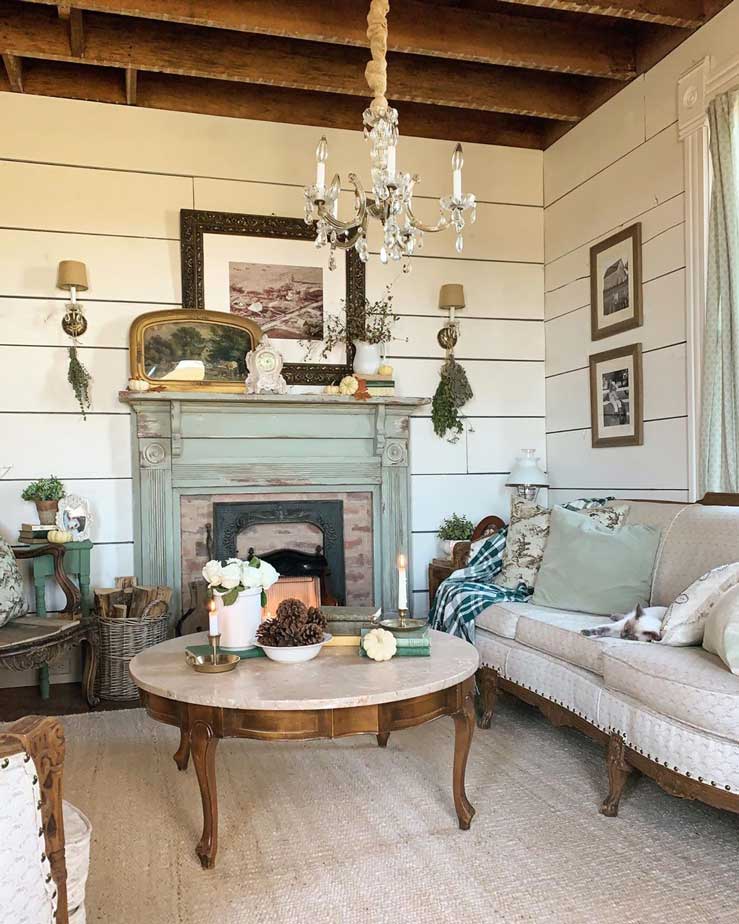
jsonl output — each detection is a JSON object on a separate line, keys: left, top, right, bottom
{"left": 506, "top": 448, "right": 549, "bottom": 487}
{"left": 438, "top": 284, "right": 465, "bottom": 311}
{"left": 57, "top": 260, "right": 88, "bottom": 292}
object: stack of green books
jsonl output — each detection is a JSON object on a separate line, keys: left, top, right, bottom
{"left": 359, "top": 625, "right": 430, "bottom": 657}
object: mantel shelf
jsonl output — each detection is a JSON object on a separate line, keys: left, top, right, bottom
{"left": 119, "top": 391, "right": 430, "bottom": 408}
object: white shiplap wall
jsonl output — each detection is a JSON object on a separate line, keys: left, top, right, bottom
{"left": 543, "top": 1, "right": 739, "bottom": 507}
{"left": 0, "top": 92, "right": 543, "bottom": 684}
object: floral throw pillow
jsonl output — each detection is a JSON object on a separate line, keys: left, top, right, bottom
{"left": 497, "top": 499, "right": 628, "bottom": 591}
{"left": 661, "top": 562, "right": 739, "bottom": 646}
{"left": 0, "top": 535, "right": 26, "bottom": 628}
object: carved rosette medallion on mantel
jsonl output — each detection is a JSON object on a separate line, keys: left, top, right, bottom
{"left": 120, "top": 392, "right": 429, "bottom": 615}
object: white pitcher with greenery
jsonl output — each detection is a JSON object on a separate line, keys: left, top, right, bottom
{"left": 202, "top": 555, "right": 280, "bottom": 650}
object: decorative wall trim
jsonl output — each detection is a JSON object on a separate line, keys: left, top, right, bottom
{"left": 678, "top": 54, "right": 739, "bottom": 499}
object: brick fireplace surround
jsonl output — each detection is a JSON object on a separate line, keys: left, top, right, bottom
{"left": 121, "top": 392, "right": 427, "bottom": 618}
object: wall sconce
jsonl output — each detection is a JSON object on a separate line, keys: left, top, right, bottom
{"left": 57, "top": 260, "right": 89, "bottom": 338}
{"left": 506, "top": 449, "right": 549, "bottom": 502}
{"left": 437, "top": 283, "right": 464, "bottom": 351}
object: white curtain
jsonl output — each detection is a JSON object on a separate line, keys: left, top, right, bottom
{"left": 700, "top": 88, "right": 739, "bottom": 493}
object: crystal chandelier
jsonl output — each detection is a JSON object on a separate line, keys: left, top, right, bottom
{"left": 304, "top": 0, "right": 476, "bottom": 271}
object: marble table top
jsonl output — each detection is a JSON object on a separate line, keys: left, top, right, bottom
{"left": 129, "top": 630, "right": 479, "bottom": 711}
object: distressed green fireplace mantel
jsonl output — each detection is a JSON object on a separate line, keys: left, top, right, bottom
{"left": 120, "top": 391, "right": 429, "bottom": 616}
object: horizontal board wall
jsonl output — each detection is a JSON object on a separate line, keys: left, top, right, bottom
{"left": 539, "top": 5, "right": 739, "bottom": 505}
{"left": 0, "top": 91, "right": 544, "bottom": 685}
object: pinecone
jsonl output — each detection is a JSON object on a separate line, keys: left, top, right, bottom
{"left": 306, "top": 606, "right": 327, "bottom": 630}
{"left": 257, "top": 617, "right": 292, "bottom": 647}
{"left": 276, "top": 598, "right": 308, "bottom": 621}
{"left": 297, "top": 621, "right": 324, "bottom": 645}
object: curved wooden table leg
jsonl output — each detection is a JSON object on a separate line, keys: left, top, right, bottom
{"left": 81, "top": 631, "right": 100, "bottom": 708}
{"left": 174, "top": 723, "right": 191, "bottom": 771}
{"left": 452, "top": 684, "right": 476, "bottom": 830}
{"left": 191, "top": 718, "right": 220, "bottom": 869}
{"left": 601, "top": 732, "right": 633, "bottom": 817}
{"left": 376, "top": 732, "right": 390, "bottom": 748}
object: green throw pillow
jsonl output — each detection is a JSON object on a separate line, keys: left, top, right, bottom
{"left": 532, "top": 506, "right": 661, "bottom": 616}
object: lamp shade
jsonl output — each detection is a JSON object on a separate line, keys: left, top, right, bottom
{"left": 438, "top": 283, "right": 465, "bottom": 311}
{"left": 57, "top": 260, "right": 88, "bottom": 292}
{"left": 506, "top": 449, "right": 549, "bottom": 487}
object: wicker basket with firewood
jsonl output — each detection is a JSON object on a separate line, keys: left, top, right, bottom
{"left": 94, "top": 577, "right": 172, "bottom": 701}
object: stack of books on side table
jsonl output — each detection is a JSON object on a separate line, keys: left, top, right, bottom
{"left": 17, "top": 523, "right": 55, "bottom": 544}
{"left": 359, "top": 624, "right": 430, "bottom": 657}
{"left": 363, "top": 373, "right": 395, "bottom": 397}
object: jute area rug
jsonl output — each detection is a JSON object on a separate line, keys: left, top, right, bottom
{"left": 61, "top": 698, "right": 738, "bottom": 924}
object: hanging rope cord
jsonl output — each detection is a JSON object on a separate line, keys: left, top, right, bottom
{"left": 365, "top": 0, "right": 390, "bottom": 113}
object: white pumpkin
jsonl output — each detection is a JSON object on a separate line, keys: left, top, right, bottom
{"left": 128, "top": 378, "right": 150, "bottom": 392}
{"left": 48, "top": 528, "right": 72, "bottom": 544}
{"left": 362, "top": 628, "right": 397, "bottom": 662}
{"left": 339, "top": 375, "right": 359, "bottom": 396}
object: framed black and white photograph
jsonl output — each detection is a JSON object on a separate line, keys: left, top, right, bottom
{"left": 589, "top": 343, "right": 643, "bottom": 448}
{"left": 56, "top": 494, "right": 92, "bottom": 541}
{"left": 180, "top": 209, "right": 365, "bottom": 385}
{"left": 589, "top": 223, "right": 642, "bottom": 341}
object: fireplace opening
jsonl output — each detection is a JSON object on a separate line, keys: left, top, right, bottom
{"left": 213, "top": 499, "right": 346, "bottom": 605}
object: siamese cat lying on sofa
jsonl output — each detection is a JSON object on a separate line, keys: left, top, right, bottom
{"left": 580, "top": 603, "right": 667, "bottom": 642}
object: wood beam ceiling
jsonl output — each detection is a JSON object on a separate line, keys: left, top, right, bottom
{"left": 0, "top": 3, "right": 595, "bottom": 121}
{"left": 2, "top": 52, "right": 23, "bottom": 91}
{"left": 497, "top": 0, "right": 704, "bottom": 28}
{"left": 19, "top": 0, "right": 637, "bottom": 79}
{"left": 0, "top": 59, "right": 549, "bottom": 148}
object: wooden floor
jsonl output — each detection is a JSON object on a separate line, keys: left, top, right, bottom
{"left": 0, "top": 682, "right": 138, "bottom": 723}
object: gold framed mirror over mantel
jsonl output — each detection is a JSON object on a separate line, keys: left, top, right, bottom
{"left": 129, "top": 309, "right": 262, "bottom": 393}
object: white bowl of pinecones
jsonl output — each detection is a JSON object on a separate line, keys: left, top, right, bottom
{"left": 256, "top": 598, "right": 332, "bottom": 663}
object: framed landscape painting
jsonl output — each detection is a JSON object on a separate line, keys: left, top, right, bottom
{"left": 180, "top": 209, "right": 365, "bottom": 385}
{"left": 589, "top": 343, "right": 643, "bottom": 448}
{"left": 589, "top": 223, "right": 642, "bottom": 341}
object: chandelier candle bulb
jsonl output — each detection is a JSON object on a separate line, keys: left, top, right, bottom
{"left": 397, "top": 553, "right": 408, "bottom": 611}
{"left": 452, "top": 144, "right": 463, "bottom": 199}
{"left": 316, "top": 136, "right": 328, "bottom": 191}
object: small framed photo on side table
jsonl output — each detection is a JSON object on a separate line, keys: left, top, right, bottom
{"left": 589, "top": 343, "right": 643, "bottom": 448}
{"left": 590, "top": 223, "right": 642, "bottom": 341}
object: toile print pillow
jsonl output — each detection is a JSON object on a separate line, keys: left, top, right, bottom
{"left": 496, "top": 498, "right": 628, "bottom": 591}
{"left": 660, "top": 562, "right": 739, "bottom": 646}
{"left": 0, "top": 535, "right": 27, "bottom": 628}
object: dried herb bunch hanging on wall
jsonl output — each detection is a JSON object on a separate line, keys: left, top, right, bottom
{"left": 432, "top": 355, "right": 473, "bottom": 442}
{"left": 68, "top": 346, "right": 92, "bottom": 419}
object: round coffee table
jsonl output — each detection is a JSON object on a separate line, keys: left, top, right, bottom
{"left": 130, "top": 629, "right": 479, "bottom": 868}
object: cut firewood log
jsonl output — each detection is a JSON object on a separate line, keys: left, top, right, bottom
{"left": 111, "top": 603, "right": 128, "bottom": 619}
{"left": 114, "top": 576, "right": 136, "bottom": 590}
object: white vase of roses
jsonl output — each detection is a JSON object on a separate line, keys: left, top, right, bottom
{"left": 202, "top": 555, "right": 280, "bottom": 650}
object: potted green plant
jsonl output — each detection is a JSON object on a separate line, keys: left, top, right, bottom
{"left": 302, "top": 287, "right": 401, "bottom": 375}
{"left": 21, "top": 476, "right": 66, "bottom": 525}
{"left": 437, "top": 513, "right": 474, "bottom": 558}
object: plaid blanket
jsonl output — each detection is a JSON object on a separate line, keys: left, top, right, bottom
{"left": 429, "top": 497, "right": 613, "bottom": 643}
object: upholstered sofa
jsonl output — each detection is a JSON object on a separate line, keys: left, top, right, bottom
{"left": 473, "top": 499, "right": 739, "bottom": 819}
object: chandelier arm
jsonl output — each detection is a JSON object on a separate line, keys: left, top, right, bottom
{"left": 328, "top": 226, "right": 366, "bottom": 251}
{"left": 366, "top": 0, "right": 390, "bottom": 114}
{"left": 315, "top": 173, "right": 368, "bottom": 232}
{"left": 406, "top": 201, "right": 451, "bottom": 234}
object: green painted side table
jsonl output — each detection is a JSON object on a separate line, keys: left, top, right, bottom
{"left": 29, "top": 540, "right": 93, "bottom": 619}
{"left": 13, "top": 540, "right": 93, "bottom": 699}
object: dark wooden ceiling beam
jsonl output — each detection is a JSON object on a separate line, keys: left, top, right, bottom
{"left": 56, "top": 3, "right": 85, "bottom": 55}
{"left": 2, "top": 52, "right": 23, "bottom": 90}
{"left": 10, "top": 59, "right": 549, "bottom": 148}
{"left": 18, "top": 0, "right": 636, "bottom": 79}
{"left": 0, "top": 3, "right": 592, "bottom": 121}
{"left": 125, "top": 65, "right": 136, "bottom": 104}
{"left": 497, "top": 0, "right": 703, "bottom": 29}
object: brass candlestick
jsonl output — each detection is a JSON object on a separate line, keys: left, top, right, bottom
{"left": 186, "top": 632, "right": 240, "bottom": 673}
{"left": 376, "top": 608, "right": 426, "bottom": 633}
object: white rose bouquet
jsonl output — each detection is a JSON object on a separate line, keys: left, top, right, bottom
{"left": 202, "top": 554, "right": 280, "bottom": 606}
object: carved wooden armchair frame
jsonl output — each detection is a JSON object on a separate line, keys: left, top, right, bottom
{"left": 450, "top": 515, "right": 506, "bottom": 570}
{"left": 0, "top": 716, "right": 69, "bottom": 924}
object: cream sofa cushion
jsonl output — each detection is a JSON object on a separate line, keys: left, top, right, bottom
{"left": 476, "top": 600, "right": 556, "bottom": 640}
{"left": 651, "top": 504, "right": 739, "bottom": 606}
{"left": 660, "top": 562, "right": 739, "bottom": 646}
{"left": 702, "top": 583, "right": 739, "bottom": 675}
{"left": 513, "top": 605, "right": 623, "bottom": 675}
{"left": 602, "top": 643, "right": 739, "bottom": 742}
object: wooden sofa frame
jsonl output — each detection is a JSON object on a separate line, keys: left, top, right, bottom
{"left": 459, "top": 494, "right": 739, "bottom": 820}
{"left": 0, "top": 716, "right": 69, "bottom": 923}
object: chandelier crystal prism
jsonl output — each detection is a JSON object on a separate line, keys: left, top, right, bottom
{"left": 303, "top": 0, "right": 476, "bottom": 272}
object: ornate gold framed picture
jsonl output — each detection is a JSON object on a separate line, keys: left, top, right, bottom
{"left": 589, "top": 343, "right": 643, "bottom": 448}
{"left": 129, "top": 308, "right": 262, "bottom": 393}
{"left": 179, "top": 209, "right": 366, "bottom": 385}
{"left": 590, "top": 223, "right": 642, "bottom": 341}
